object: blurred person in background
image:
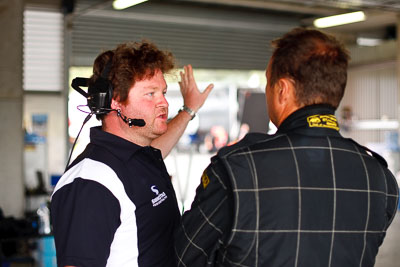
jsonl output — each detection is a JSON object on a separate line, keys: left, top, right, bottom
{"left": 204, "top": 126, "right": 229, "bottom": 153}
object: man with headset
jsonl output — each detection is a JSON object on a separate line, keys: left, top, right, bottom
{"left": 51, "top": 41, "right": 213, "bottom": 266}
{"left": 175, "top": 28, "right": 399, "bottom": 266}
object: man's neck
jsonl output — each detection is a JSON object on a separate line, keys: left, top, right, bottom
{"left": 102, "top": 117, "right": 152, "bottom": 147}
{"left": 274, "top": 103, "right": 302, "bottom": 128}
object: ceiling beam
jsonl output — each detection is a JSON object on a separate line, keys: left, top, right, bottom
{"left": 178, "top": 0, "right": 350, "bottom": 16}
{"left": 25, "top": 0, "right": 62, "bottom": 9}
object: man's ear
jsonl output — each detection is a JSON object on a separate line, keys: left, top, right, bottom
{"left": 276, "top": 78, "right": 296, "bottom": 105}
{"left": 111, "top": 98, "right": 122, "bottom": 110}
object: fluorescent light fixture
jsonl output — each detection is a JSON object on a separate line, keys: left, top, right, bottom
{"left": 113, "top": 0, "right": 148, "bottom": 10}
{"left": 356, "top": 37, "right": 383, "bottom": 47}
{"left": 313, "top": 11, "right": 366, "bottom": 28}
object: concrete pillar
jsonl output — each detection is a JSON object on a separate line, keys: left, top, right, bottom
{"left": 0, "top": 0, "right": 25, "bottom": 217}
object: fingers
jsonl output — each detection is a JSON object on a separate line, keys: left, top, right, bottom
{"left": 179, "top": 71, "right": 187, "bottom": 86}
{"left": 186, "top": 65, "right": 193, "bottom": 81}
{"left": 198, "top": 84, "right": 213, "bottom": 107}
{"left": 203, "top": 84, "right": 214, "bottom": 97}
{"left": 180, "top": 65, "right": 192, "bottom": 86}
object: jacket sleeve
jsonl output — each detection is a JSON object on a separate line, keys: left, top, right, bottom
{"left": 383, "top": 168, "right": 399, "bottom": 229}
{"left": 175, "top": 156, "right": 233, "bottom": 267}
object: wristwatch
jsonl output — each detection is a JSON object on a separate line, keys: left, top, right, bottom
{"left": 179, "top": 105, "right": 196, "bottom": 120}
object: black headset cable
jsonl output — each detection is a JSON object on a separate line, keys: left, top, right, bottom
{"left": 64, "top": 112, "right": 93, "bottom": 172}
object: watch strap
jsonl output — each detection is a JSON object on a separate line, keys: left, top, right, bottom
{"left": 179, "top": 105, "right": 196, "bottom": 120}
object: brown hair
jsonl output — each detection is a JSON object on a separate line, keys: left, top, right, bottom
{"left": 89, "top": 41, "right": 174, "bottom": 118}
{"left": 270, "top": 28, "right": 350, "bottom": 109}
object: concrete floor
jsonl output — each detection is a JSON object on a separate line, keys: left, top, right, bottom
{"left": 375, "top": 211, "right": 400, "bottom": 267}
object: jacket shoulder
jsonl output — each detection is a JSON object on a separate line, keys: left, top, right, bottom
{"left": 348, "top": 138, "right": 388, "bottom": 168}
{"left": 217, "top": 132, "right": 271, "bottom": 158}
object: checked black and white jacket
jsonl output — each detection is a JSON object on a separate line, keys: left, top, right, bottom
{"left": 175, "top": 105, "right": 399, "bottom": 267}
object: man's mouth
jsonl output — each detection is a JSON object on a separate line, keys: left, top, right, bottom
{"left": 157, "top": 108, "right": 168, "bottom": 120}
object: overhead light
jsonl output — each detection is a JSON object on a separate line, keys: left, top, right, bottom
{"left": 313, "top": 11, "right": 366, "bottom": 28}
{"left": 356, "top": 37, "right": 383, "bottom": 47}
{"left": 113, "top": 0, "right": 148, "bottom": 10}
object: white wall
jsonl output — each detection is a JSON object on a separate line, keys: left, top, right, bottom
{"left": 24, "top": 93, "right": 67, "bottom": 189}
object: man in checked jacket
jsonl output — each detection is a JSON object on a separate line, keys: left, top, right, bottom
{"left": 175, "top": 27, "right": 399, "bottom": 267}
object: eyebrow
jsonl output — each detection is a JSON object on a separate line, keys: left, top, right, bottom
{"left": 142, "top": 85, "right": 168, "bottom": 91}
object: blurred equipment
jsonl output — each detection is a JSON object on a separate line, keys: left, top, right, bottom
{"left": 0, "top": 208, "right": 37, "bottom": 266}
{"left": 238, "top": 89, "right": 269, "bottom": 134}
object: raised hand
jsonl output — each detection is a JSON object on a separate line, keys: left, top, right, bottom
{"left": 179, "top": 65, "right": 214, "bottom": 112}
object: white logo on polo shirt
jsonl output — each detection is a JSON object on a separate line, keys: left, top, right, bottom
{"left": 150, "top": 185, "right": 167, "bottom": 207}
{"left": 151, "top": 185, "right": 159, "bottom": 195}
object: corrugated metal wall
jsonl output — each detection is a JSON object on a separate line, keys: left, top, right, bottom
{"left": 69, "top": 1, "right": 299, "bottom": 69}
{"left": 23, "top": 8, "right": 64, "bottom": 91}
{"left": 339, "top": 60, "right": 398, "bottom": 145}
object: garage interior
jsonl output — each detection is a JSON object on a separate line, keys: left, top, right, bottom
{"left": 1, "top": 0, "right": 400, "bottom": 266}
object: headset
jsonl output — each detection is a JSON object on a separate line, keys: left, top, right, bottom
{"left": 72, "top": 60, "right": 113, "bottom": 115}
{"left": 66, "top": 60, "right": 145, "bottom": 170}
{"left": 71, "top": 59, "right": 146, "bottom": 125}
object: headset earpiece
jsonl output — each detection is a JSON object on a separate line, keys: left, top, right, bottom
{"left": 87, "top": 59, "right": 113, "bottom": 114}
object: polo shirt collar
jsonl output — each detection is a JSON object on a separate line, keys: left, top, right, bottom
{"left": 89, "top": 126, "right": 143, "bottom": 161}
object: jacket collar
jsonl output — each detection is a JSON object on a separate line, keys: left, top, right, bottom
{"left": 277, "top": 104, "right": 342, "bottom": 137}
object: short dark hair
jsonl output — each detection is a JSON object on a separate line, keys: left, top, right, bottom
{"left": 89, "top": 41, "right": 175, "bottom": 119}
{"left": 270, "top": 28, "right": 350, "bottom": 109}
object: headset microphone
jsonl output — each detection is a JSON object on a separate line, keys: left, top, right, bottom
{"left": 117, "top": 109, "right": 146, "bottom": 127}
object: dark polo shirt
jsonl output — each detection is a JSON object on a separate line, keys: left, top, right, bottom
{"left": 51, "top": 126, "right": 180, "bottom": 267}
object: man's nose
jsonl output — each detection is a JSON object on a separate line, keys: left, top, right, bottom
{"left": 158, "top": 95, "right": 168, "bottom": 108}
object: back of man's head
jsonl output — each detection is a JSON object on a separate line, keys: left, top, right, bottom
{"left": 270, "top": 28, "right": 350, "bottom": 109}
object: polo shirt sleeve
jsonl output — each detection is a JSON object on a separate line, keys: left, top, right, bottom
{"left": 51, "top": 178, "right": 121, "bottom": 267}
{"left": 175, "top": 157, "right": 233, "bottom": 267}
